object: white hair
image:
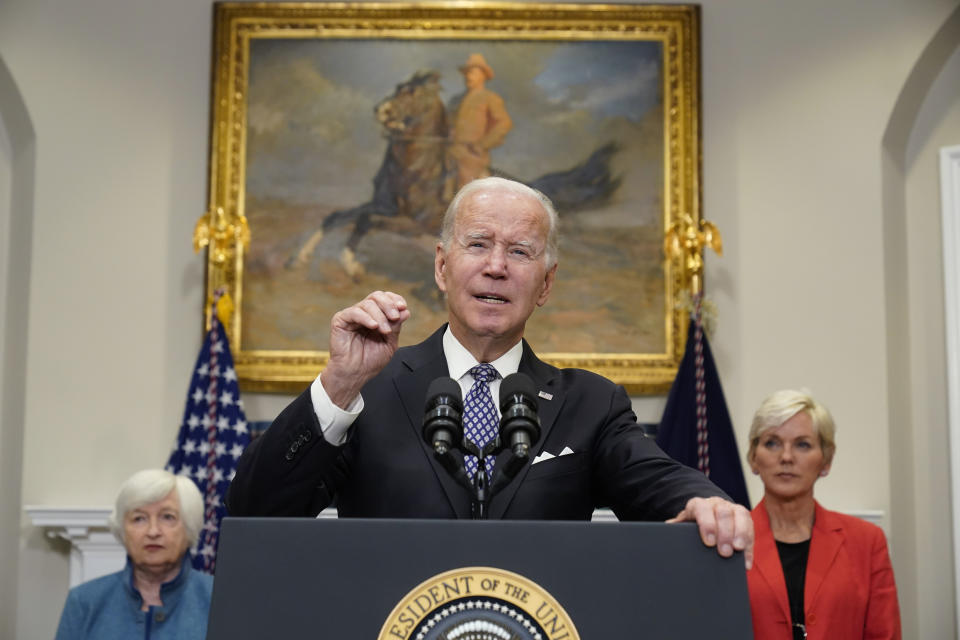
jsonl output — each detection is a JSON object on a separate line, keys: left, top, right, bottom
{"left": 440, "top": 176, "right": 560, "bottom": 268}
{"left": 108, "top": 469, "right": 204, "bottom": 547}
{"left": 747, "top": 389, "right": 837, "bottom": 466}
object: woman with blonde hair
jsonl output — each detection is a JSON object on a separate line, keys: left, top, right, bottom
{"left": 746, "top": 390, "right": 901, "bottom": 640}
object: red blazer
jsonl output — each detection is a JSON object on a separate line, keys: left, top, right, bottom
{"left": 748, "top": 499, "right": 901, "bottom": 640}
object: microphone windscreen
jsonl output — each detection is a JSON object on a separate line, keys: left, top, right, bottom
{"left": 499, "top": 372, "right": 537, "bottom": 410}
{"left": 425, "top": 377, "right": 463, "bottom": 411}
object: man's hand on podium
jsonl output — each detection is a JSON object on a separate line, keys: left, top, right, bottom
{"left": 667, "top": 497, "right": 754, "bottom": 570}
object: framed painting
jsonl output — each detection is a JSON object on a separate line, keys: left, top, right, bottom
{"left": 199, "top": 2, "right": 701, "bottom": 394}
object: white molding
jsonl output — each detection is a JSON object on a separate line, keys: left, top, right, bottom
{"left": 25, "top": 506, "right": 124, "bottom": 587}
{"left": 843, "top": 509, "right": 886, "bottom": 534}
{"left": 940, "top": 144, "right": 960, "bottom": 638}
{"left": 26, "top": 506, "right": 111, "bottom": 536}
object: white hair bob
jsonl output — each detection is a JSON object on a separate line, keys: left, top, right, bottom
{"left": 108, "top": 469, "right": 205, "bottom": 547}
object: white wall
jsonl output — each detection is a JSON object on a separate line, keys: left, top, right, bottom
{"left": 0, "top": 0, "right": 958, "bottom": 638}
{"left": 0, "top": 62, "right": 18, "bottom": 640}
{"left": 903, "top": 40, "right": 960, "bottom": 636}
{"left": 0, "top": 52, "right": 34, "bottom": 640}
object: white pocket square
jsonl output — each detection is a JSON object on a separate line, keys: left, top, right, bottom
{"left": 532, "top": 451, "right": 555, "bottom": 464}
{"left": 532, "top": 447, "right": 576, "bottom": 464}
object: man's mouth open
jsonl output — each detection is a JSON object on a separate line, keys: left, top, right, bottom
{"left": 475, "top": 294, "right": 508, "bottom": 304}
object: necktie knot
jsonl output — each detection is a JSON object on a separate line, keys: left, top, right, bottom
{"left": 469, "top": 363, "right": 499, "bottom": 385}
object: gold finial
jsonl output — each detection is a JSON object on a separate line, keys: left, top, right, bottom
{"left": 214, "top": 291, "right": 235, "bottom": 327}
{"left": 193, "top": 206, "right": 250, "bottom": 263}
{"left": 664, "top": 213, "right": 723, "bottom": 296}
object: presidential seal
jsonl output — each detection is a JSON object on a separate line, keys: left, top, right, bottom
{"left": 378, "top": 567, "right": 579, "bottom": 640}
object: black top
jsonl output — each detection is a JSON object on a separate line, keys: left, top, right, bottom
{"left": 776, "top": 538, "right": 811, "bottom": 640}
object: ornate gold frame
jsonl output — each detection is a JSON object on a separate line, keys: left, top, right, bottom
{"left": 199, "top": 1, "right": 701, "bottom": 394}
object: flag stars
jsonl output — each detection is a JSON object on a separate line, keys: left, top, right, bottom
{"left": 168, "top": 302, "right": 251, "bottom": 576}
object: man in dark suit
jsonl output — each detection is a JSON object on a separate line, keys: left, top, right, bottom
{"left": 227, "top": 177, "right": 753, "bottom": 566}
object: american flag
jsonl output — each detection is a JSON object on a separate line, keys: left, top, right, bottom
{"left": 165, "top": 295, "right": 249, "bottom": 573}
{"left": 656, "top": 305, "right": 750, "bottom": 509}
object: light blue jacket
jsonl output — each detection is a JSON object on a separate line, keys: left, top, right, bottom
{"left": 54, "top": 555, "right": 213, "bottom": 640}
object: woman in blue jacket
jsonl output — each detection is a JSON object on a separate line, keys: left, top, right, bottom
{"left": 55, "top": 469, "right": 213, "bottom": 639}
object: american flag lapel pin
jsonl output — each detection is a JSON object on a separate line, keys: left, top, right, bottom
{"left": 538, "top": 390, "right": 553, "bottom": 401}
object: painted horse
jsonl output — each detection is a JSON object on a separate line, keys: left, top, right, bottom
{"left": 288, "top": 70, "right": 449, "bottom": 277}
{"left": 289, "top": 70, "right": 622, "bottom": 278}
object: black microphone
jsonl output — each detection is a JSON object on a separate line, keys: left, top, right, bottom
{"left": 498, "top": 373, "right": 541, "bottom": 459}
{"left": 422, "top": 377, "right": 463, "bottom": 455}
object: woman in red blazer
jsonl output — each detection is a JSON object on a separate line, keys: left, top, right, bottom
{"left": 745, "top": 390, "right": 901, "bottom": 640}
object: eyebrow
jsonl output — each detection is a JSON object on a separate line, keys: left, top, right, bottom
{"left": 462, "top": 232, "right": 540, "bottom": 247}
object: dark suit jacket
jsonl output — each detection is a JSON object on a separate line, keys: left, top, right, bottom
{"left": 226, "top": 326, "right": 727, "bottom": 520}
{"left": 747, "top": 499, "right": 902, "bottom": 640}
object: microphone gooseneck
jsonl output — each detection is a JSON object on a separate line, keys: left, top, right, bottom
{"left": 498, "top": 372, "right": 542, "bottom": 460}
{"left": 422, "top": 377, "right": 463, "bottom": 455}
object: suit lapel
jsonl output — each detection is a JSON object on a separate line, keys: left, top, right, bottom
{"left": 752, "top": 501, "right": 794, "bottom": 625}
{"left": 488, "top": 341, "right": 563, "bottom": 519}
{"left": 805, "top": 502, "right": 844, "bottom": 613}
{"left": 394, "top": 326, "right": 472, "bottom": 518}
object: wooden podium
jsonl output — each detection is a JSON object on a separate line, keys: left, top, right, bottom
{"left": 207, "top": 517, "right": 753, "bottom": 638}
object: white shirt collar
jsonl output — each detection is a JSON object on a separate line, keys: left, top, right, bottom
{"left": 442, "top": 326, "right": 523, "bottom": 382}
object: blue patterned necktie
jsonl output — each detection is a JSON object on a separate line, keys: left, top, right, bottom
{"left": 463, "top": 363, "right": 500, "bottom": 480}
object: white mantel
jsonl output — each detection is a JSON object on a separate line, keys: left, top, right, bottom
{"left": 25, "top": 506, "right": 125, "bottom": 587}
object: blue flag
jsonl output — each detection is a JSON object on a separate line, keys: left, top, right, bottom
{"left": 166, "top": 299, "right": 250, "bottom": 573}
{"left": 657, "top": 317, "right": 750, "bottom": 508}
